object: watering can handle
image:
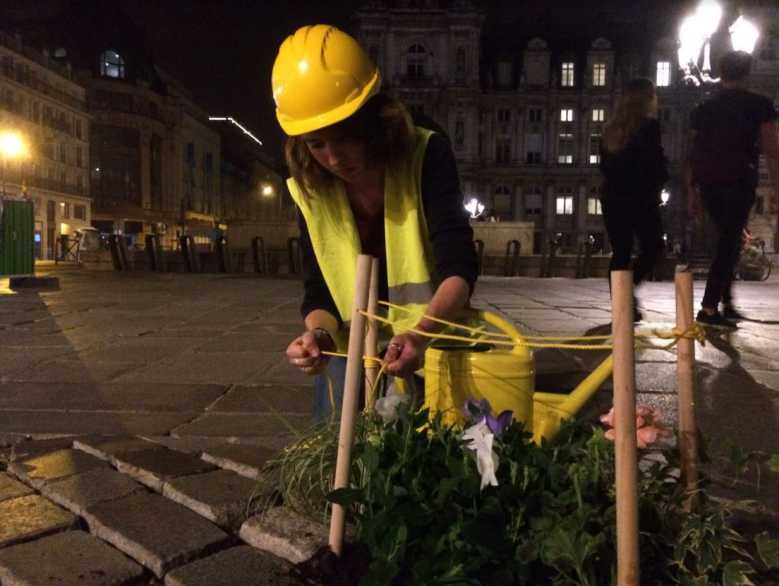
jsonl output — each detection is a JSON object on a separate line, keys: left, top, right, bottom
{"left": 478, "top": 310, "right": 526, "bottom": 355}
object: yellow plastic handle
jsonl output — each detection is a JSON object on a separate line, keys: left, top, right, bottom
{"left": 479, "top": 310, "right": 527, "bottom": 356}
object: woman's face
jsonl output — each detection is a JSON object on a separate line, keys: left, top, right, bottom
{"left": 302, "top": 126, "right": 370, "bottom": 184}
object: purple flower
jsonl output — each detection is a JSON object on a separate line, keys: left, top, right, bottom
{"left": 463, "top": 399, "right": 513, "bottom": 437}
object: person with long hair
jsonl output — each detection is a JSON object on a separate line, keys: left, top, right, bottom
{"left": 600, "top": 77, "right": 669, "bottom": 321}
{"left": 274, "top": 25, "right": 477, "bottom": 420}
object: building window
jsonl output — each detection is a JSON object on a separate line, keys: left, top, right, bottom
{"left": 592, "top": 108, "right": 605, "bottom": 122}
{"left": 406, "top": 44, "right": 427, "bottom": 79}
{"left": 100, "top": 50, "right": 125, "bottom": 79}
{"left": 592, "top": 62, "right": 607, "bottom": 86}
{"left": 76, "top": 147, "right": 82, "bottom": 168}
{"left": 497, "top": 109, "right": 511, "bottom": 123}
{"left": 60, "top": 201, "right": 70, "bottom": 219}
{"left": 74, "top": 204, "right": 86, "bottom": 220}
{"left": 528, "top": 108, "right": 543, "bottom": 123}
{"left": 656, "top": 61, "right": 671, "bottom": 87}
{"left": 556, "top": 195, "right": 574, "bottom": 215}
{"left": 560, "top": 108, "right": 574, "bottom": 122}
{"left": 557, "top": 133, "right": 575, "bottom": 165}
{"left": 454, "top": 119, "right": 465, "bottom": 147}
{"left": 561, "top": 61, "right": 575, "bottom": 87}
{"left": 525, "top": 186, "right": 543, "bottom": 216}
{"left": 75, "top": 118, "right": 82, "bottom": 139}
{"left": 497, "top": 61, "right": 512, "bottom": 87}
{"left": 455, "top": 46, "right": 466, "bottom": 79}
{"left": 495, "top": 138, "right": 511, "bottom": 165}
{"left": 494, "top": 184, "right": 512, "bottom": 218}
{"left": 526, "top": 133, "right": 543, "bottom": 164}
{"left": 589, "top": 134, "right": 601, "bottom": 164}
{"left": 587, "top": 197, "right": 603, "bottom": 215}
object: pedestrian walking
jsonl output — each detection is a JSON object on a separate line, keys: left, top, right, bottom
{"left": 273, "top": 25, "right": 477, "bottom": 421}
{"left": 600, "top": 78, "right": 669, "bottom": 322}
{"left": 687, "top": 50, "right": 779, "bottom": 327}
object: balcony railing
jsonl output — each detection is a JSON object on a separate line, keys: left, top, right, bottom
{"left": 0, "top": 59, "right": 86, "bottom": 113}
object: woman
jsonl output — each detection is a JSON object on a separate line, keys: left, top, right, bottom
{"left": 274, "top": 25, "right": 477, "bottom": 420}
{"left": 600, "top": 78, "right": 669, "bottom": 321}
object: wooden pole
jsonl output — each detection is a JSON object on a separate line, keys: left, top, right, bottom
{"left": 675, "top": 268, "right": 699, "bottom": 508}
{"left": 329, "top": 254, "right": 372, "bottom": 556}
{"left": 610, "top": 270, "right": 640, "bottom": 586}
{"left": 364, "top": 257, "right": 380, "bottom": 411}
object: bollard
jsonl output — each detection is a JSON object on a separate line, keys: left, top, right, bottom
{"left": 117, "top": 237, "right": 131, "bottom": 271}
{"left": 675, "top": 268, "right": 699, "bottom": 509}
{"left": 583, "top": 240, "right": 593, "bottom": 278}
{"left": 215, "top": 236, "right": 231, "bottom": 273}
{"left": 503, "top": 240, "right": 520, "bottom": 277}
{"left": 474, "top": 239, "right": 485, "bottom": 276}
{"left": 252, "top": 236, "right": 267, "bottom": 274}
{"left": 153, "top": 234, "right": 165, "bottom": 272}
{"left": 287, "top": 237, "right": 302, "bottom": 275}
{"left": 108, "top": 235, "right": 123, "bottom": 271}
{"left": 611, "top": 270, "right": 640, "bottom": 586}
{"left": 575, "top": 243, "right": 585, "bottom": 279}
{"left": 145, "top": 234, "right": 157, "bottom": 271}
{"left": 543, "top": 238, "right": 557, "bottom": 278}
{"left": 364, "top": 257, "right": 380, "bottom": 411}
{"left": 330, "top": 254, "right": 373, "bottom": 556}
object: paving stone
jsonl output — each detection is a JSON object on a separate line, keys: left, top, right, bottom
{"left": 172, "top": 413, "right": 310, "bottom": 440}
{"left": 201, "top": 444, "right": 279, "bottom": 480}
{"left": 162, "top": 469, "right": 258, "bottom": 529}
{"left": 0, "top": 473, "right": 33, "bottom": 503}
{"left": 240, "top": 507, "right": 329, "bottom": 564}
{"left": 112, "top": 352, "right": 275, "bottom": 385}
{"left": 0, "top": 530, "right": 145, "bottom": 586}
{"left": 1, "top": 437, "right": 77, "bottom": 463}
{"left": 0, "top": 411, "right": 198, "bottom": 436}
{"left": 208, "top": 385, "right": 313, "bottom": 414}
{"left": 3, "top": 361, "right": 140, "bottom": 383}
{"left": 114, "top": 447, "right": 217, "bottom": 492}
{"left": 164, "top": 545, "right": 296, "bottom": 586}
{"left": 8, "top": 448, "right": 109, "bottom": 489}
{"left": 40, "top": 467, "right": 145, "bottom": 516}
{"left": 0, "top": 495, "right": 77, "bottom": 548}
{"left": 73, "top": 435, "right": 158, "bottom": 464}
{"left": 84, "top": 492, "right": 230, "bottom": 578}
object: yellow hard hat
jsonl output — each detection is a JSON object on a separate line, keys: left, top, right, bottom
{"left": 271, "top": 25, "right": 381, "bottom": 136}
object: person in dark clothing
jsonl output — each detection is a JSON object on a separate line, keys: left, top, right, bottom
{"left": 272, "top": 25, "right": 477, "bottom": 420}
{"left": 600, "top": 78, "right": 669, "bottom": 321}
{"left": 687, "top": 51, "right": 779, "bottom": 328}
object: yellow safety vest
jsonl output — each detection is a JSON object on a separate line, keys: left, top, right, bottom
{"left": 288, "top": 127, "right": 436, "bottom": 350}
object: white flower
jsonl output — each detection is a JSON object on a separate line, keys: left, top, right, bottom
{"left": 462, "top": 420, "right": 499, "bottom": 490}
{"left": 374, "top": 382, "right": 410, "bottom": 423}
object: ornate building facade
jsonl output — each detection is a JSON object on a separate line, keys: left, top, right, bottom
{"left": 0, "top": 31, "right": 91, "bottom": 260}
{"left": 353, "top": 0, "right": 779, "bottom": 253}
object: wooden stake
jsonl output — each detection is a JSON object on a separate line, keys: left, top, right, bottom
{"left": 611, "top": 270, "right": 640, "bottom": 586}
{"left": 329, "top": 254, "right": 372, "bottom": 556}
{"left": 364, "top": 257, "right": 380, "bottom": 411}
{"left": 675, "top": 268, "right": 699, "bottom": 509}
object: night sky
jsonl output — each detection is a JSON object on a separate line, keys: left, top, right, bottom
{"left": 116, "top": 0, "right": 695, "bottom": 162}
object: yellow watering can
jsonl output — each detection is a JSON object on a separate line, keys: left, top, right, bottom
{"left": 423, "top": 310, "right": 613, "bottom": 443}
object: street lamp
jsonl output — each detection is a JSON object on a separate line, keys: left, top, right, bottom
{"left": 0, "top": 131, "right": 29, "bottom": 197}
{"left": 261, "top": 183, "right": 274, "bottom": 197}
{"left": 678, "top": 1, "right": 760, "bottom": 86}
{"left": 208, "top": 116, "right": 264, "bottom": 147}
{"left": 661, "top": 189, "right": 671, "bottom": 206}
{"left": 464, "top": 197, "right": 485, "bottom": 219}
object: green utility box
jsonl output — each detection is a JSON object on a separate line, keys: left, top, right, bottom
{"left": 0, "top": 199, "right": 35, "bottom": 276}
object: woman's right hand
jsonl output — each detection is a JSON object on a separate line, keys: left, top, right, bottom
{"left": 286, "top": 329, "right": 334, "bottom": 375}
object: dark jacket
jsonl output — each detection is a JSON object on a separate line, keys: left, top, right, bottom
{"left": 599, "top": 118, "right": 669, "bottom": 208}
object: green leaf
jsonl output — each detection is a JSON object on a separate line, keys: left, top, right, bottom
{"left": 722, "top": 560, "right": 754, "bottom": 586}
{"left": 326, "top": 487, "right": 363, "bottom": 506}
{"left": 755, "top": 531, "right": 779, "bottom": 569}
{"left": 768, "top": 454, "right": 779, "bottom": 474}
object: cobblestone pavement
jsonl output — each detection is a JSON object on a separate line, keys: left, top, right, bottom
{"left": 0, "top": 268, "right": 777, "bottom": 584}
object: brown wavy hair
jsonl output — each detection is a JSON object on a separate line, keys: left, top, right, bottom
{"left": 603, "top": 78, "right": 657, "bottom": 153}
{"left": 284, "top": 93, "right": 415, "bottom": 197}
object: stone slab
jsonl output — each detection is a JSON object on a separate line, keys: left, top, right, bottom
{"left": 162, "top": 469, "right": 258, "bottom": 529}
{"left": 9, "top": 276, "right": 60, "bottom": 290}
{"left": 0, "top": 383, "right": 228, "bottom": 412}
{"left": 40, "top": 467, "right": 145, "bottom": 516}
{"left": 172, "top": 414, "right": 310, "bottom": 440}
{"left": 8, "top": 448, "right": 109, "bottom": 489}
{"left": 164, "top": 545, "right": 295, "bottom": 586}
{"left": 0, "top": 437, "right": 78, "bottom": 464}
{"left": 0, "top": 495, "right": 77, "bottom": 548}
{"left": 114, "top": 447, "right": 217, "bottom": 492}
{"left": 0, "top": 411, "right": 199, "bottom": 436}
{"left": 0, "top": 530, "right": 144, "bottom": 586}
{"left": 112, "top": 352, "right": 276, "bottom": 385}
{"left": 208, "top": 385, "right": 313, "bottom": 414}
{"left": 2, "top": 361, "right": 140, "bottom": 383}
{"left": 201, "top": 444, "right": 280, "bottom": 480}
{"left": 84, "top": 492, "right": 230, "bottom": 578}
{"left": 73, "top": 435, "right": 157, "bottom": 463}
{"left": 0, "top": 473, "right": 33, "bottom": 503}
{"left": 240, "top": 507, "right": 328, "bottom": 564}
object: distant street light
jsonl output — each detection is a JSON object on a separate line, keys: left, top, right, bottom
{"left": 208, "top": 116, "right": 264, "bottom": 147}
{"left": 661, "top": 189, "right": 671, "bottom": 206}
{"left": 0, "top": 131, "right": 29, "bottom": 197}
{"left": 464, "top": 197, "right": 485, "bottom": 219}
{"left": 678, "top": 1, "right": 760, "bottom": 86}
{"left": 261, "top": 183, "right": 274, "bottom": 197}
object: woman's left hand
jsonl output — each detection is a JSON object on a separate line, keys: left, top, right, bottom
{"left": 384, "top": 332, "right": 429, "bottom": 377}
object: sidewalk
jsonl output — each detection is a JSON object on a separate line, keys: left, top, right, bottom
{"left": 0, "top": 270, "right": 777, "bottom": 584}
